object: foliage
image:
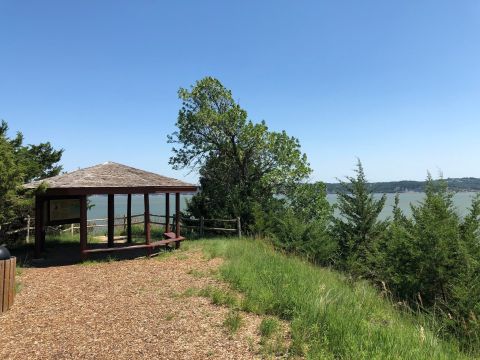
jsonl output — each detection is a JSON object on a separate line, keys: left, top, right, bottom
{"left": 332, "top": 159, "right": 387, "bottom": 274}
{"left": 407, "top": 175, "right": 462, "bottom": 306}
{"left": 450, "top": 193, "right": 480, "bottom": 347}
{"left": 198, "top": 238, "right": 466, "bottom": 359}
{"left": 369, "top": 176, "right": 480, "bottom": 352}
{"left": 0, "top": 120, "right": 63, "bottom": 234}
{"left": 0, "top": 132, "right": 24, "bottom": 224}
{"left": 0, "top": 120, "right": 63, "bottom": 182}
{"left": 223, "top": 310, "right": 243, "bottom": 334}
{"left": 252, "top": 182, "right": 336, "bottom": 266}
{"left": 168, "top": 77, "right": 311, "bottom": 225}
{"left": 259, "top": 317, "right": 280, "bottom": 338}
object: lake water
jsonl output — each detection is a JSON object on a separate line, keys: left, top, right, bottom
{"left": 87, "top": 192, "right": 478, "bottom": 221}
{"left": 327, "top": 192, "right": 478, "bottom": 220}
{"left": 87, "top": 194, "right": 192, "bottom": 220}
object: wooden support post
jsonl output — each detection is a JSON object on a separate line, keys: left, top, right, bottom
{"left": 175, "top": 193, "right": 180, "bottom": 239}
{"left": 40, "top": 201, "right": 46, "bottom": 252}
{"left": 26, "top": 215, "right": 31, "bottom": 244}
{"left": 34, "top": 196, "right": 43, "bottom": 258}
{"left": 237, "top": 217, "right": 242, "bottom": 238}
{"left": 165, "top": 193, "right": 170, "bottom": 233}
{"left": 144, "top": 194, "right": 151, "bottom": 245}
{"left": 80, "top": 195, "right": 88, "bottom": 259}
{"left": 127, "top": 194, "right": 132, "bottom": 243}
{"left": 200, "top": 216, "right": 204, "bottom": 237}
{"left": 0, "top": 256, "right": 16, "bottom": 313}
{"left": 108, "top": 194, "right": 114, "bottom": 248}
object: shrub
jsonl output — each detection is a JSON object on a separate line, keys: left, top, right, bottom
{"left": 223, "top": 310, "right": 243, "bottom": 334}
{"left": 259, "top": 317, "right": 279, "bottom": 338}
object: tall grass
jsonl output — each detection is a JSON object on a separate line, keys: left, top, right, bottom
{"left": 199, "top": 238, "right": 468, "bottom": 359}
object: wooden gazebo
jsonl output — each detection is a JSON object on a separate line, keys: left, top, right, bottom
{"left": 24, "top": 162, "right": 197, "bottom": 259}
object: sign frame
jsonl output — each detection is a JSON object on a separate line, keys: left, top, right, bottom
{"left": 46, "top": 196, "right": 82, "bottom": 225}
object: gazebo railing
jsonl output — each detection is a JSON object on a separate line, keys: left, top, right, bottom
{"left": 1, "top": 214, "right": 242, "bottom": 243}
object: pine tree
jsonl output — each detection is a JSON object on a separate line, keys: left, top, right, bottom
{"left": 451, "top": 194, "right": 480, "bottom": 345}
{"left": 332, "top": 159, "right": 386, "bottom": 275}
{"left": 408, "top": 174, "right": 461, "bottom": 306}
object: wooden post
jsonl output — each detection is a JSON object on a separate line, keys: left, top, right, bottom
{"left": 237, "top": 217, "right": 242, "bottom": 238}
{"left": 165, "top": 193, "right": 170, "bottom": 233}
{"left": 0, "top": 256, "right": 16, "bottom": 313}
{"left": 80, "top": 195, "right": 88, "bottom": 259}
{"left": 107, "top": 194, "right": 114, "bottom": 248}
{"left": 70, "top": 223, "right": 74, "bottom": 237}
{"left": 175, "top": 193, "right": 180, "bottom": 238}
{"left": 26, "top": 215, "right": 31, "bottom": 244}
{"left": 127, "top": 194, "right": 132, "bottom": 243}
{"left": 144, "top": 194, "right": 150, "bottom": 245}
{"left": 34, "top": 196, "right": 43, "bottom": 258}
{"left": 200, "top": 216, "right": 204, "bottom": 237}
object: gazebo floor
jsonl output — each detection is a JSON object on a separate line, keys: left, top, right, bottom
{"left": 82, "top": 238, "right": 185, "bottom": 255}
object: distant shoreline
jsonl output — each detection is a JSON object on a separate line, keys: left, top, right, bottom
{"left": 325, "top": 177, "right": 480, "bottom": 194}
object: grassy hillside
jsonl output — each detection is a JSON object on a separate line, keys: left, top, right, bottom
{"left": 197, "top": 238, "right": 469, "bottom": 359}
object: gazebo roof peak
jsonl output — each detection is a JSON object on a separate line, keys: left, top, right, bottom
{"left": 24, "top": 162, "right": 197, "bottom": 195}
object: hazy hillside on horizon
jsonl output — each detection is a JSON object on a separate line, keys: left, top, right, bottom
{"left": 325, "top": 177, "right": 480, "bottom": 194}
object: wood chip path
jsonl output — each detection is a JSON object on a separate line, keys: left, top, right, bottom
{"left": 0, "top": 248, "right": 280, "bottom": 359}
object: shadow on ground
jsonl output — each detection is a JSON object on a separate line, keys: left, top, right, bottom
{"left": 9, "top": 239, "right": 171, "bottom": 268}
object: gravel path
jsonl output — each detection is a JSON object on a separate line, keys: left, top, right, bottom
{"left": 0, "top": 248, "right": 266, "bottom": 359}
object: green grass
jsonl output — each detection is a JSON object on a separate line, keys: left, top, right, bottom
{"left": 195, "top": 238, "right": 469, "bottom": 359}
{"left": 259, "top": 317, "right": 280, "bottom": 338}
{"left": 224, "top": 310, "right": 243, "bottom": 334}
{"left": 119, "top": 224, "right": 165, "bottom": 238}
{"left": 198, "top": 285, "right": 240, "bottom": 308}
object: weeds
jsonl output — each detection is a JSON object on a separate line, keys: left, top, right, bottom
{"left": 198, "top": 286, "right": 239, "bottom": 308}
{"left": 223, "top": 310, "right": 242, "bottom": 334}
{"left": 201, "top": 238, "right": 468, "bottom": 359}
{"left": 259, "top": 317, "right": 279, "bottom": 338}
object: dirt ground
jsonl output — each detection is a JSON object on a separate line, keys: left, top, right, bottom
{"left": 0, "top": 246, "right": 283, "bottom": 359}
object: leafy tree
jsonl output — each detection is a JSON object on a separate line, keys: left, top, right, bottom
{"left": 252, "top": 182, "right": 335, "bottom": 265}
{"left": 332, "top": 159, "right": 387, "bottom": 274}
{"left": 0, "top": 120, "right": 63, "bottom": 225}
{"left": 287, "top": 182, "right": 331, "bottom": 222}
{"left": 0, "top": 134, "right": 24, "bottom": 224}
{"left": 1, "top": 121, "right": 63, "bottom": 182}
{"left": 168, "top": 77, "right": 311, "bottom": 225}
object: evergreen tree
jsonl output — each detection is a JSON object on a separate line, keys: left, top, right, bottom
{"left": 0, "top": 133, "right": 24, "bottom": 224}
{"left": 372, "top": 194, "right": 418, "bottom": 299}
{"left": 451, "top": 194, "right": 480, "bottom": 345}
{"left": 0, "top": 120, "right": 63, "bottom": 225}
{"left": 332, "top": 159, "right": 386, "bottom": 274}
{"left": 408, "top": 174, "right": 461, "bottom": 306}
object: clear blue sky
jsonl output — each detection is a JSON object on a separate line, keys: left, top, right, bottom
{"left": 1, "top": 1, "right": 479, "bottom": 183}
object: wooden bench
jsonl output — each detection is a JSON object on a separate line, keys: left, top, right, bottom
{"left": 82, "top": 233, "right": 185, "bottom": 256}
{"left": 163, "top": 232, "right": 185, "bottom": 249}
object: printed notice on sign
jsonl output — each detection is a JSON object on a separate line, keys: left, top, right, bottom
{"left": 49, "top": 199, "right": 80, "bottom": 222}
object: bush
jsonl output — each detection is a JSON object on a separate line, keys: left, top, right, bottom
{"left": 270, "top": 210, "right": 336, "bottom": 266}
{"left": 372, "top": 178, "right": 480, "bottom": 352}
{"left": 253, "top": 182, "right": 336, "bottom": 266}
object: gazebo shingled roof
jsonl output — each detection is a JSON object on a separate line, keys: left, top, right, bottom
{"left": 24, "top": 161, "right": 197, "bottom": 195}
{"left": 27, "top": 162, "right": 196, "bottom": 259}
